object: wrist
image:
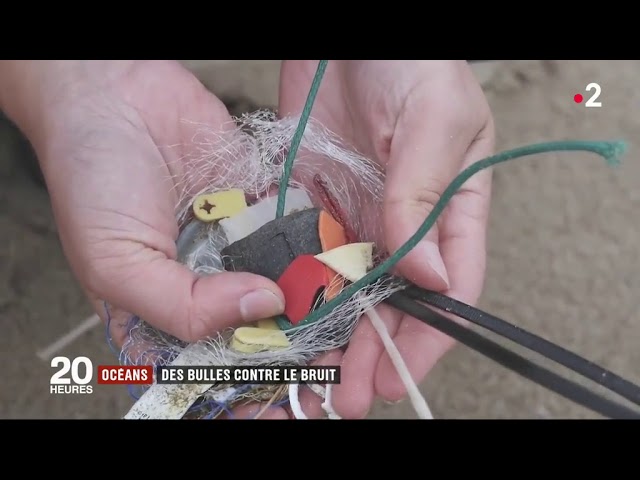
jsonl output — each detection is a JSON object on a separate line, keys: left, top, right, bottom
{"left": 0, "top": 61, "right": 48, "bottom": 142}
{"left": 0, "top": 61, "right": 138, "bottom": 152}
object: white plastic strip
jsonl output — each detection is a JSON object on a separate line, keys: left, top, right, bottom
{"left": 219, "top": 188, "right": 313, "bottom": 244}
{"left": 124, "top": 343, "right": 215, "bottom": 420}
{"left": 36, "top": 314, "right": 101, "bottom": 362}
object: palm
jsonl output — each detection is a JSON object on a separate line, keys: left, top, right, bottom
{"left": 279, "top": 61, "right": 377, "bottom": 163}
{"left": 277, "top": 60, "right": 488, "bottom": 418}
{"left": 279, "top": 62, "right": 389, "bottom": 246}
{"left": 278, "top": 61, "right": 429, "bottom": 416}
{"left": 46, "top": 61, "right": 234, "bottom": 343}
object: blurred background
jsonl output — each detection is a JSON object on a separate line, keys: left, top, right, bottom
{"left": 1, "top": 60, "right": 638, "bottom": 419}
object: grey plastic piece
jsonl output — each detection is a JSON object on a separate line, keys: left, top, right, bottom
{"left": 221, "top": 208, "right": 323, "bottom": 281}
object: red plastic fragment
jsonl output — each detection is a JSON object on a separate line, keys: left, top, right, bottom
{"left": 276, "top": 254, "right": 329, "bottom": 325}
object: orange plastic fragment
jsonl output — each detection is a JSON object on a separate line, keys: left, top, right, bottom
{"left": 318, "top": 210, "right": 348, "bottom": 300}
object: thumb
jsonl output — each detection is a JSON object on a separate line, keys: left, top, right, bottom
{"left": 384, "top": 104, "right": 475, "bottom": 291}
{"left": 91, "top": 249, "right": 285, "bottom": 343}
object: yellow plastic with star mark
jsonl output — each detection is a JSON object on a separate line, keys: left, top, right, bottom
{"left": 192, "top": 189, "right": 247, "bottom": 222}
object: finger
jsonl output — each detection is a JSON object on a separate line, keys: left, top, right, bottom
{"left": 384, "top": 92, "right": 482, "bottom": 291}
{"left": 296, "top": 349, "right": 344, "bottom": 419}
{"left": 99, "top": 301, "right": 148, "bottom": 360}
{"left": 438, "top": 122, "right": 495, "bottom": 305}
{"left": 375, "top": 314, "right": 455, "bottom": 402}
{"left": 88, "top": 251, "right": 284, "bottom": 343}
{"left": 332, "top": 303, "right": 403, "bottom": 418}
{"left": 89, "top": 297, "right": 134, "bottom": 349}
{"left": 90, "top": 296, "right": 184, "bottom": 367}
{"left": 375, "top": 122, "right": 495, "bottom": 402}
{"left": 86, "top": 293, "right": 152, "bottom": 364}
{"left": 295, "top": 386, "right": 326, "bottom": 419}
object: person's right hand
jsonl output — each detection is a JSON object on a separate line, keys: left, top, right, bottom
{"left": 279, "top": 60, "right": 494, "bottom": 418}
{"left": 0, "top": 61, "right": 289, "bottom": 418}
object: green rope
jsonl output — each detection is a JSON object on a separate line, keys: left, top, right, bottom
{"left": 275, "top": 60, "right": 329, "bottom": 218}
{"left": 273, "top": 61, "right": 627, "bottom": 332}
{"left": 280, "top": 139, "right": 626, "bottom": 331}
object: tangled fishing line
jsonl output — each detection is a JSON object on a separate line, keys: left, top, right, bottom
{"left": 106, "top": 60, "right": 628, "bottom": 420}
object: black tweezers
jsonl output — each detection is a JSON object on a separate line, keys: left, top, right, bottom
{"left": 380, "top": 275, "right": 640, "bottom": 419}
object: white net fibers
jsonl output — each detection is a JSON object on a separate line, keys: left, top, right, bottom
{"left": 113, "top": 110, "right": 406, "bottom": 417}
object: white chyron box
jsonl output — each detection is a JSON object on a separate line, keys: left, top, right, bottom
{"left": 156, "top": 365, "right": 341, "bottom": 385}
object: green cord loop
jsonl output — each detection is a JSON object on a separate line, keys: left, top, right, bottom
{"left": 296, "top": 139, "right": 626, "bottom": 328}
{"left": 275, "top": 60, "right": 328, "bottom": 218}
{"left": 273, "top": 60, "right": 627, "bottom": 331}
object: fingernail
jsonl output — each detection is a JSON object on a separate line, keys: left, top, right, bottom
{"left": 240, "top": 289, "right": 284, "bottom": 322}
{"left": 421, "top": 241, "right": 450, "bottom": 289}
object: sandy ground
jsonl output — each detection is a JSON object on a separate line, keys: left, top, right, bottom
{"left": 1, "top": 60, "right": 639, "bottom": 419}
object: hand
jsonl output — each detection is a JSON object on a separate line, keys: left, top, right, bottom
{"left": 0, "top": 61, "right": 289, "bottom": 417}
{"left": 279, "top": 60, "right": 495, "bottom": 418}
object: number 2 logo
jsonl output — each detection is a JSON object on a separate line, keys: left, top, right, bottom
{"left": 50, "top": 356, "right": 93, "bottom": 385}
{"left": 585, "top": 82, "right": 602, "bottom": 107}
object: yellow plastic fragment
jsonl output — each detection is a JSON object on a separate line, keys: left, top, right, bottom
{"left": 257, "top": 318, "right": 280, "bottom": 330}
{"left": 231, "top": 327, "right": 290, "bottom": 354}
{"left": 314, "top": 242, "right": 375, "bottom": 283}
{"left": 192, "top": 189, "right": 247, "bottom": 222}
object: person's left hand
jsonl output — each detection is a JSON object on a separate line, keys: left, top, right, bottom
{"left": 278, "top": 60, "right": 495, "bottom": 418}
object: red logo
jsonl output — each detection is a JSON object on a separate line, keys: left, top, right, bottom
{"left": 97, "top": 365, "right": 153, "bottom": 385}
